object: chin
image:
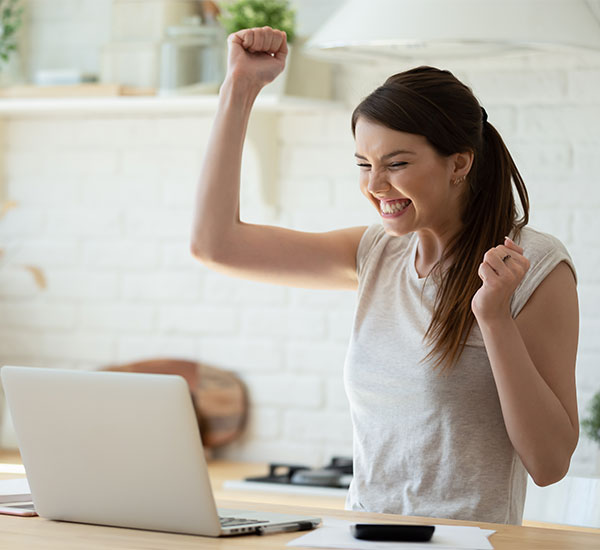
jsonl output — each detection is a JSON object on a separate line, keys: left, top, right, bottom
{"left": 381, "top": 221, "right": 411, "bottom": 238}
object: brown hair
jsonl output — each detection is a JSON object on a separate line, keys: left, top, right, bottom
{"left": 351, "top": 66, "right": 529, "bottom": 370}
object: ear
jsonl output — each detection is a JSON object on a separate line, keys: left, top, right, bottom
{"left": 451, "top": 150, "right": 474, "bottom": 180}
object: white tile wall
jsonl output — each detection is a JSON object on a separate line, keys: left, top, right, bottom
{"left": 1, "top": 0, "right": 599, "bottom": 479}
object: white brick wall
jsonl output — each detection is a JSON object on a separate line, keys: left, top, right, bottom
{"left": 20, "top": 0, "right": 113, "bottom": 81}
{"left": 1, "top": 1, "right": 599, "bottom": 480}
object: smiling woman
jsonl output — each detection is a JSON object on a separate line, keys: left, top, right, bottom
{"left": 191, "top": 26, "right": 579, "bottom": 526}
{"left": 350, "top": 68, "right": 527, "bottom": 370}
{"left": 343, "top": 66, "right": 578, "bottom": 524}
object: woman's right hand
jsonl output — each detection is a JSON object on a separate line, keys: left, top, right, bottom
{"left": 226, "top": 26, "right": 288, "bottom": 90}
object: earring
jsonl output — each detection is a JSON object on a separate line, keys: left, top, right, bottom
{"left": 453, "top": 176, "right": 465, "bottom": 185}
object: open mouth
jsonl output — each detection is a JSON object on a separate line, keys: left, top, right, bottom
{"left": 380, "top": 198, "right": 411, "bottom": 217}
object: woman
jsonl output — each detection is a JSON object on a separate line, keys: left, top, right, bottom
{"left": 191, "top": 27, "right": 579, "bottom": 525}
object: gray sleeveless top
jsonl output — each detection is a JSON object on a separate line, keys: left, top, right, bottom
{"left": 343, "top": 225, "right": 576, "bottom": 524}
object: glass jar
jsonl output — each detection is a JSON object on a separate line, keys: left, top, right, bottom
{"left": 159, "top": 18, "right": 225, "bottom": 94}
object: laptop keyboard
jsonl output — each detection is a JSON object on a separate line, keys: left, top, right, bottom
{"left": 219, "top": 516, "right": 265, "bottom": 527}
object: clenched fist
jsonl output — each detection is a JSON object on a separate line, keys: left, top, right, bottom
{"left": 471, "top": 236, "right": 530, "bottom": 322}
{"left": 226, "top": 26, "right": 288, "bottom": 89}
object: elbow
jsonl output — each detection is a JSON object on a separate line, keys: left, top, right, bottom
{"left": 190, "top": 240, "right": 216, "bottom": 267}
{"left": 191, "top": 222, "right": 240, "bottom": 268}
{"left": 190, "top": 239, "right": 229, "bottom": 271}
{"left": 190, "top": 240, "right": 207, "bottom": 263}
{"left": 530, "top": 453, "right": 573, "bottom": 487}
{"left": 532, "top": 469, "right": 567, "bottom": 488}
{"left": 190, "top": 215, "right": 236, "bottom": 266}
{"left": 528, "top": 427, "right": 579, "bottom": 487}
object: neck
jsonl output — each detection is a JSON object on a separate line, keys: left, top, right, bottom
{"left": 414, "top": 226, "right": 460, "bottom": 278}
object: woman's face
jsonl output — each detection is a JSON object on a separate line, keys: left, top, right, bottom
{"left": 354, "top": 117, "right": 467, "bottom": 239}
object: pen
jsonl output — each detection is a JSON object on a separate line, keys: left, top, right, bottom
{"left": 257, "top": 521, "right": 317, "bottom": 535}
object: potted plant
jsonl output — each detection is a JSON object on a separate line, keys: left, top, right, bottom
{"left": 218, "top": 0, "right": 296, "bottom": 95}
{"left": 0, "top": 0, "right": 24, "bottom": 84}
{"left": 581, "top": 390, "right": 600, "bottom": 475}
{"left": 218, "top": 0, "right": 296, "bottom": 43}
{"left": 582, "top": 391, "right": 600, "bottom": 444}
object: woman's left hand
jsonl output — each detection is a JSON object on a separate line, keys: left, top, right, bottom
{"left": 471, "top": 236, "right": 530, "bottom": 323}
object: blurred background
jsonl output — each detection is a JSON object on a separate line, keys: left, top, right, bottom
{"left": 0, "top": 0, "right": 599, "bottom": 484}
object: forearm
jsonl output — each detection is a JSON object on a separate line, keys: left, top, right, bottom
{"left": 191, "top": 76, "right": 261, "bottom": 259}
{"left": 478, "top": 316, "right": 578, "bottom": 485}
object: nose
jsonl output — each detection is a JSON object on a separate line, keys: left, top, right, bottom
{"left": 367, "top": 168, "right": 391, "bottom": 195}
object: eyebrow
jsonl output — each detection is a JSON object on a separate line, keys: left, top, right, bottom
{"left": 354, "top": 150, "right": 416, "bottom": 161}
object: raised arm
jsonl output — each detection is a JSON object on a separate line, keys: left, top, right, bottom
{"left": 191, "top": 26, "right": 366, "bottom": 290}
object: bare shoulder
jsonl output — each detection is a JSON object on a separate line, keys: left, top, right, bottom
{"left": 516, "top": 261, "right": 577, "bottom": 328}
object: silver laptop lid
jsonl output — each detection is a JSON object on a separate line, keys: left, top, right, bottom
{"left": 1, "top": 366, "right": 223, "bottom": 536}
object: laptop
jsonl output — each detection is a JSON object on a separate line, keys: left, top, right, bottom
{"left": 0, "top": 365, "right": 321, "bottom": 536}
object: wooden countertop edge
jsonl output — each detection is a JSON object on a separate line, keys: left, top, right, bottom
{"left": 214, "top": 498, "right": 600, "bottom": 547}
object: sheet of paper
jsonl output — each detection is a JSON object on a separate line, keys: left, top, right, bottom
{"left": 288, "top": 518, "right": 495, "bottom": 550}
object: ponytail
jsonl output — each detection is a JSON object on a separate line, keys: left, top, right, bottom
{"left": 423, "top": 120, "right": 530, "bottom": 370}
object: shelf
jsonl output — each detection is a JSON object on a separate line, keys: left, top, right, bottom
{"left": 0, "top": 94, "right": 344, "bottom": 116}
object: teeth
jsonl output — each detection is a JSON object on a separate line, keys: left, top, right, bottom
{"left": 381, "top": 199, "right": 410, "bottom": 214}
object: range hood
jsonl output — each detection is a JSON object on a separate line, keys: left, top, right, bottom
{"left": 304, "top": 0, "right": 600, "bottom": 61}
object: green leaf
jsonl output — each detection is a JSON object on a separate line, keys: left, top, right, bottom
{"left": 0, "top": 0, "right": 23, "bottom": 67}
{"left": 218, "top": 0, "right": 296, "bottom": 43}
{"left": 581, "top": 391, "right": 600, "bottom": 445}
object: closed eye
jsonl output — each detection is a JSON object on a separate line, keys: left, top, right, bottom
{"left": 356, "top": 162, "right": 408, "bottom": 170}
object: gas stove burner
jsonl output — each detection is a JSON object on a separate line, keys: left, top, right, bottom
{"left": 245, "top": 456, "right": 353, "bottom": 489}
